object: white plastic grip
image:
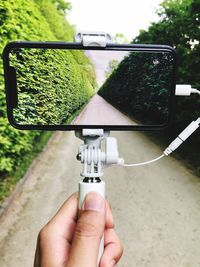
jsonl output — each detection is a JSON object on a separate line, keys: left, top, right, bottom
{"left": 78, "top": 180, "right": 105, "bottom": 266}
{"left": 78, "top": 180, "right": 105, "bottom": 209}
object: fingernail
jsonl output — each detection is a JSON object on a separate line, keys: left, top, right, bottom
{"left": 110, "top": 259, "right": 116, "bottom": 267}
{"left": 83, "top": 192, "right": 105, "bottom": 213}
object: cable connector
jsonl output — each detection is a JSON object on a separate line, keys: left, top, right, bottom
{"left": 176, "top": 84, "right": 200, "bottom": 96}
{"left": 118, "top": 118, "right": 200, "bottom": 167}
{"left": 164, "top": 118, "right": 200, "bottom": 156}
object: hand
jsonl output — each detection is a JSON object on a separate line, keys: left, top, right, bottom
{"left": 34, "top": 192, "right": 123, "bottom": 267}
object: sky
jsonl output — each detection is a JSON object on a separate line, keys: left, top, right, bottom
{"left": 68, "top": 0, "right": 163, "bottom": 42}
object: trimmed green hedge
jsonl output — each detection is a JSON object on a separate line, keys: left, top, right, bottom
{"left": 0, "top": 0, "right": 96, "bottom": 194}
{"left": 98, "top": 52, "right": 174, "bottom": 125}
{"left": 10, "top": 48, "right": 95, "bottom": 125}
{"left": 0, "top": 0, "right": 53, "bottom": 176}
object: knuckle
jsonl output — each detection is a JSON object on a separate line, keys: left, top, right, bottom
{"left": 75, "top": 220, "right": 100, "bottom": 239}
{"left": 38, "top": 225, "right": 50, "bottom": 243}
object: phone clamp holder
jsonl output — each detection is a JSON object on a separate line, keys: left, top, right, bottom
{"left": 76, "top": 129, "right": 122, "bottom": 179}
{"left": 75, "top": 31, "right": 113, "bottom": 47}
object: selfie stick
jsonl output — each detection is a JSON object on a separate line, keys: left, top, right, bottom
{"left": 75, "top": 129, "right": 122, "bottom": 264}
{"left": 74, "top": 32, "right": 119, "bottom": 265}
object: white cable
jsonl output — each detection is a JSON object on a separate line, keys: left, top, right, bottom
{"left": 120, "top": 88, "right": 199, "bottom": 167}
{"left": 191, "top": 89, "right": 200, "bottom": 95}
{"left": 120, "top": 154, "right": 165, "bottom": 167}
{"left": 120, "top": 118, "right": 200, "bottom": 167}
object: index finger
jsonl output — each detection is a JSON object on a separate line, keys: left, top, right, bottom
{"left": 44, "top": 192, "right": 78, "bottom": 243}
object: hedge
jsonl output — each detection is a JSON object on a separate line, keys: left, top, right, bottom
{"left": 98, "top": 52, "right": 175, "bottom": 125}
{"left": 10, "top": 48, "right": 95, "bottom": 125}
{"left": 0, "top": 0, "right": 96, "bottom": 195}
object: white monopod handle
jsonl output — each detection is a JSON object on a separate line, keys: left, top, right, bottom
{"left": 78, "top": 180, "right": 105, "bottom": 266}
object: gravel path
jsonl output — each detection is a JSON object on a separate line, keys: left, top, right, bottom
{"left": 73, "top": 94, "right": 136, "bottom": 125}
{"left": 0, "top": 131, "right": 200, "bottom": 267}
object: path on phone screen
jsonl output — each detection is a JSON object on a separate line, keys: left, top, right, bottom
{"left": 0, "top": 131, "right": 200, "bottom": 267}
{"left": 73, "top": 94, "right": 136, "bottom": 125}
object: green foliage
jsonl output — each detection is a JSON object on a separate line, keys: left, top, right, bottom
{"left": 99, "top": 52, "right": 174, "bottom": 125}
{"left": 0, "top": 116, "right": 39, "bottom": 173}
{"left": 0, "top": 0, "right": 54, "bottom": 178}
{"left": 10, "top": 48, "right": 95, "bottom": 125}
{"left": 133, "top": 0, "right": 200, "bottom": 122}
{"left": 51, "top": 0, "right": 72, "bottom": 14}
{"left": 0, "top": 0, "right": 96, "bottom": 185}
{"left": 115, "top": 33, "right": 129, "bottom": 44}
{"left": 133, "top": 0, "right": 200, "bottom": 174}
{"left": 0, "top": 131, "right": 52, "bottom": 203}
{"left": 105, "top": 59, "right": 119, "bottom": 78}
{"left": 35, "top": 0, "right": 74, "bottom": 41}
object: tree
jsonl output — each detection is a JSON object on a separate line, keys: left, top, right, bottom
{"left": 133, "top": 0, "right": 200, "bottom": 121}
{"left": 132, "top": 0, "right": 200, "bottom": 174}
{"left": 115, "top": 33, "right": 129, "bottom": 44}
{"left": 105, "top": 59, "right": 119, "bottom": 78}
{"left": 51, "top": 0, "right": 72, "bottom": 14}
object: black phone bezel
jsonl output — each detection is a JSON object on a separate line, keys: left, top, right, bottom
{"left": 2, "top": 41, "right": 177, "bottom": 131}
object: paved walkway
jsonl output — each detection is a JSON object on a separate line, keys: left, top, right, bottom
{"left": 0, "top": 131, "right": 200, "bottom": 267}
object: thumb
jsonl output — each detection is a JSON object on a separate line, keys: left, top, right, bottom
{"left": 66, "top": 192, "right": 106, "bottom": 267}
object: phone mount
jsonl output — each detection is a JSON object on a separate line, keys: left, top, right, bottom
{"left": 75, "top": 32, "right": 121, "bottom": 180}
{"left": 75, "top": 31, "right": 113, "bottom": 47}
{"left": 76, "top": 129, "right": 122, "bottom": 179}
